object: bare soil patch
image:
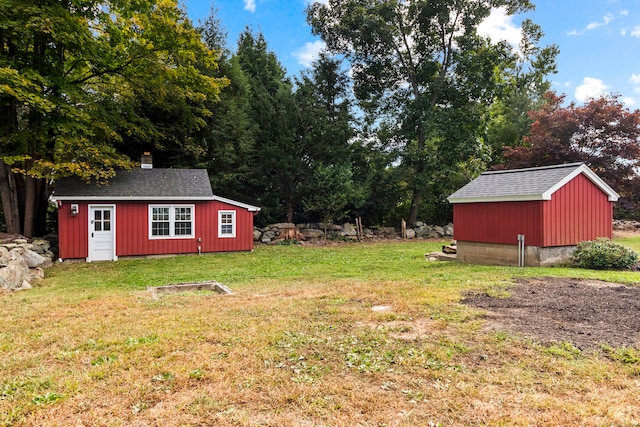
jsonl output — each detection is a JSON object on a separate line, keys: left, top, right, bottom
{"left": 463, "top": 277, "right": 640, "bottom": 350}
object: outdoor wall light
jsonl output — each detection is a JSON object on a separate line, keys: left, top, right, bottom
{"left": 70, "top": 204, "right": 79, "bottom": 216}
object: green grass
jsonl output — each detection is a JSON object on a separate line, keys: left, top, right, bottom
{"left": 611, "top": 235, "right": 640, "bottom": 253}
{"left": 2, "top": 239, "right": 640, "bottom": 426}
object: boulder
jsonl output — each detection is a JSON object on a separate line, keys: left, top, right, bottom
{"left": 269, "top": 223, "right": 296, "bottom": 231}
{"left": 0, "top": 247, "right": 10, "bottom": 266}
{"left": 296, "top": 223, "right": 317, "bottom": 230}
{"left": 0, "top": 257, "right": 29, "bottom": 290}
{"left": 339, "top": 223, "right": 358, "bottom": 237}
{"left": 301, "top": 229, "right": 325, "bottom": 239}
{"left": 443, "top": 223, "right": 454, "bottom": 236}
{"left": 261, "top": 230, "right": 277, "bottom": 244}
{"left": 405, "top": 228, "right": 416, "bottom": 239}
{"left": 10, "top": 246, "right": 24, "bottom": 257}
{"left": 317, "top": 223, "right": 342, "bottom": 232}
{"left": 31, "top": 238, "right": 51, "bottom": 252}
{"left": 14, "top": 280, "right": 32, "bottom": 291}
{"left": 29, "top": 267, "right": 45, "bottom": 282}
{"left": 414, "top": 225, "right": 432, "bottom": 238}
{"left": 376, "top": 227, "right": 397, "bottom": 237}
{"left": 253, "top": 229, "right": 262, "bottom": 242}
{"left": 22, "top": 249, "right": 46, "bottom": 268}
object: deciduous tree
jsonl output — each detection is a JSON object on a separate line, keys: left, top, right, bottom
{"left": 503, "top": 91, "right": 640, "bottom": 217}
{"left": 486, "top": 19, "right": 558, "bottom": 165}
{"left": 0, "top": 0, "right": 225, "bottom": 236}
{"left": 308, "top": 0, "right": 549, "bottom": 226}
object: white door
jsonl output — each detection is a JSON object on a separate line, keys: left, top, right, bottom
{"left": 88, "top": 206, "right": 116, "bottom": 261}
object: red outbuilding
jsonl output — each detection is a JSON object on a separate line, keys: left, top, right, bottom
{"left": 447, "top": 162, "right": 619, "bottom": 266}
{"left": 53, "top": 168, "right": 260, "bottom": 262}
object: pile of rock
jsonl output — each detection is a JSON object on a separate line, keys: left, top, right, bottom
{"left": 0, "top": 237, "right": 54, "bottom": 291}
{"left": 254, "top": 221, "right": 454, "bottom": 244}
{"left": 613, "top": 220, "right": 640, "bottom": 231}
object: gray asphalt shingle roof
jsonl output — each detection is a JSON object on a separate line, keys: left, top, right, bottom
{"left": 448, "top": 162, "right": 619, "bottom": 203}
{"left": 53, "top": 168, "right": 214, "bottom": 199}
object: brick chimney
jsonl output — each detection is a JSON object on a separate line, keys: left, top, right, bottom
{"left": 141, "top": 152, "right": 153, "bottom": 169}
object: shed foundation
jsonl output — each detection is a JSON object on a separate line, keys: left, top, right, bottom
{"left": 456, "top": 241, "right": 577, "bottom": 267}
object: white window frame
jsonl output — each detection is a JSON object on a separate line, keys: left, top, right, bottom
{"left": 149, "top": 204, "right": 195, "bottom": 239}
{"left": 218, "top": 210, "right": 236, "bottom": 238}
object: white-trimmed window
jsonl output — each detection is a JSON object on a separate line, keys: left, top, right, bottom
{"left": 218, "top": 210, "right": 236, "bottom": 238}
{"left": 149, "top": 205, "right": 194, "bottom": 239}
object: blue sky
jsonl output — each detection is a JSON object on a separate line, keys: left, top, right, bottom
{"left": 183, "top": 0, "right": 640, "bottom": 107}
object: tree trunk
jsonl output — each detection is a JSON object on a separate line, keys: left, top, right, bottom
{"left": 286, "top": 199, "right": 294, "bottom": 224}
{"left": 407, "top": 187, "right": 422, "bottom": 228}
{"left": 22, "top": 174, "right": 37, "bottom": 238}
{"left": 35, "top": 179, "right": 50, "bottom": 236}
{"left": 0, "top": 160, "right": 21, "bottom": 234}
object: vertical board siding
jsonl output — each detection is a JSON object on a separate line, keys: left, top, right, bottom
{"left": 58, "top": 201, "right": 89, "bottom": 259}
{"left": 116, "top": 200, "right": 254, "bottom": 257}
{"left": 543, "top": 174, "right": 613, "bottom": 246}
{"left": 59, "top": 200, "right": 255, "bottom": 260}
{"left": 453, "top": 173, "right": 614, "bottom": 249}
{"left": 453, "top": 201, "right": 544, "bottom": 246}
{"left": 197, "top": 201, "right": 255, "bottom": 253}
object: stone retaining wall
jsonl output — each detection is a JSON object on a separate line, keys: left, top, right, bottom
{"left": 254, "top": 221, "right": 454, "bottom": 244}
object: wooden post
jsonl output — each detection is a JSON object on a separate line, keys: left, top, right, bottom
{"left": 401, "top": 219, "right": 407, "bottom": 239}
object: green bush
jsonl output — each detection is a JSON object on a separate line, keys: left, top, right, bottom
{"left": 571, "top": 238, "right": 639, "bottom": 270}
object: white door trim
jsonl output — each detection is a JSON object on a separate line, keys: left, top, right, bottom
{"left": 87, "top": 204, "right": 117, "bottom": 262}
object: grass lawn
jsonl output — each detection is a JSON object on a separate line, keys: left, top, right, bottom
{"left": 2, "top": 239, "right": 640, "bottom": 426}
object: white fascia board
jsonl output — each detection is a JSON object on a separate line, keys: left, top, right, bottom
{"left": 542, "top": 164, "right": 620, "bottom": 202}
{"left": 55, "top": 195, "right": 262, "bottom": 211}
{"left": 212, "top": 195, "right": 261, "bottom": 212}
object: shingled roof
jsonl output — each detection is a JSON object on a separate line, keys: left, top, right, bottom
{"left": 53, "top": 169, "right": 260, "bottom": 211}
{"left": 447, "top": 162, "right": 619, "bottom": 204}
{"left": 53, "top": 169, "right": 214, "bottom": 200}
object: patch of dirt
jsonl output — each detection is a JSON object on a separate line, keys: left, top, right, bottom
{"left": 462, "top": 277, "right": 640, "bottom": 350}
{"left": 359, "top": 318, "right": 438, "bottom": 341}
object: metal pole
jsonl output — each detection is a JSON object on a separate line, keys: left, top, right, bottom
{"left": 517, "top": 234, "right": 525, "bottom": 267}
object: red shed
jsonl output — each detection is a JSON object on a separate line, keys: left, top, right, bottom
{"left": 53, "top": 168, "right": 260, "bottom": 262}
{"left": 447, "top": 163, "right": 619, "bottom": 266}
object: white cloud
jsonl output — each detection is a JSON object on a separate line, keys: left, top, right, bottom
{"left": 575, "top": 77, "right": 608, "bottom": 103}
{"left": 477, "top": 7, "right": 521, "bottom": 47}
{"left": 620, "top": 10, "right": 629, "bottom": 17}
{"left": 244, "top": 0, "right": 256, "bottom": 13}
{"left": 570, "top": 13, "right": 617, "bottom": 36}
{"left": 630, "top": 74, "right": 640, "bottom": 85}
{"left": 586, "top": 13, "right": 614, "bottom": 30}
{"left": 293, "top": 40, "right": 326, "bottom": 68}
{"left": 622, "top": 97, "right": 636, "bottom": 107}
{"left": 631, "top": 25, "right": 640, "bottom": 37}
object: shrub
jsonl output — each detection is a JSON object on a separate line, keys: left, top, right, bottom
{"left": 571, "top": 238, "right": 639, "bottom": 270}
